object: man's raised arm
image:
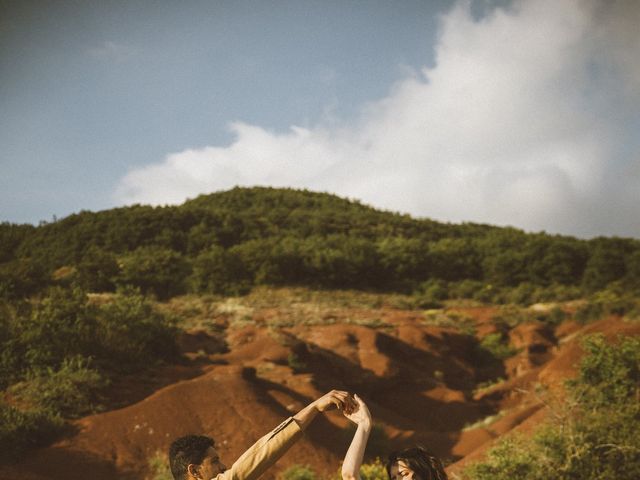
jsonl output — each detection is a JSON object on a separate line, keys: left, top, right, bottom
{"left": 219, "top": 390, "right": 355, "bottom": 480}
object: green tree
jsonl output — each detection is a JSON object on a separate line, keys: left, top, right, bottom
{"left": 117, "top": 246, "right": 191, "bottom": 299}
{"left": 190, "top": 245, "right": 250, "bottom": 295}
{"left": 96, "top": 289, "right": 178, "bottom": 370}
{"left": 377, "top": 237, "right": 430, "bottom": 288}
{"left": 464, "top": 335, "right": 640, "bottom": 480}
{"left": 582, "top": 238, "right": 633, "bottom": 292}
{"left": 76, "top": 246, "right": 119, "bottom": 292}
{"left": 0, "top": 258, "right": 48, "bottom": 299}
{"left": 429, "top": 237, "right": 481, "bottom": 281}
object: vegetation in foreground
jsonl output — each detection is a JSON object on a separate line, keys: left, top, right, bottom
{"left": 461, "top": 334, "right": 640, "bottom": 480}
{"left": 0, "top": 287, "right": 178, "bottom": 462}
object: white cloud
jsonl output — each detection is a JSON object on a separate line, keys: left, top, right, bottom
{"left": 88, "top": 41, "right": 137, "bottom": 62}
{"left": 113, "top": 0, "right": 640, "bottom": 238}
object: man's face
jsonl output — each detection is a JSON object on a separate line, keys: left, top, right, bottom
{"left": 191, "top": 446, "right": 227, "bottom": 480}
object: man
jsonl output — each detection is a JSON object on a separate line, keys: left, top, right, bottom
{"left": 169, "top": 390, "right": 356, "bottom": 480}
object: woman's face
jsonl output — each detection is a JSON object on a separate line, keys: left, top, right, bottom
{"left": 389, "top": 461, "right": 418, "bottom": 480}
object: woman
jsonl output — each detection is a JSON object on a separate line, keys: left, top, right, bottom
{"left": 386, "top": 447, "right": 448, "bottom": 480}
{"left": 341, "top": 396, "right": 447, "bottom": 480}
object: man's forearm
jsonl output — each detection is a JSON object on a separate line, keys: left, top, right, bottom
{"left": 293, "top": 390, "right": 352, "bottom": 429}
{"left": 292, "top": 401, "right": 320, "bottom": 430}
{"left": 223, "top": 417, "right": 303, "bottom": 480}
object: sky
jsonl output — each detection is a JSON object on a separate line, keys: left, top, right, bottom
{"left": 1, "top": 0, "right": 639, "bottom": 239}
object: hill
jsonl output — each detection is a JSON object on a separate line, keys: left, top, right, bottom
{"left": 2, "top": 187, "right": 639, "bottom": 303}
{"left": 1, "top": 187, "right": 639, "bottom": 479}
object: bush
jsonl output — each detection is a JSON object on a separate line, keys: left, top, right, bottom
{"left": 574, "top": 287, "right": 639, "bottom": 323}
{"left": 0, "top": 258, "right": 48, "bottom": 299}
{"left": 278, "top": 464, "right": 318, "bottom": 480}
{"left": 116, "top": 246, "right": 191, "bottom": 300}
{"left": 95, "top": 288, "right": 179, "bottom": 371}
{"left": 0, "top": 402, "right": 64, "bottom": 463}
{"left": 190, "top": 246, "right": 251, "bottom": 295}
{"left": 478, "top": 333, "right": 518, "bottom": 361}
{"left": 8, "top": 287, "right": 99, "bottom": 380}
{"left": 9, "top": 356, "right": 108, "bottom": 418}
{"left": 0, "top": 287, "right": 179, "bottom": 389}
{"left": 331, "top": 459, "right": 388, "bottom": 480}
{"left": 0, "top": 287, "right": 180, "bottom": 461}
{"left": 539, "top": 306, "right": 566, "bottom": 326}
{"left": 414, "top": 279, "right": 448, "bottom": 309}
{"left": 76, "top": 247, "right": 119, "bottom": 292}
{"left": 359, "top": 459, "right": 388, "bottom": 480}
{"left": 448, "top": 279, "right": 485, "bottom": 300}
{"left": 463, "top": 334, "right": 640, "bottom": 480}
{"left": 147, "top": 450, "right": 173, "bottom": 480}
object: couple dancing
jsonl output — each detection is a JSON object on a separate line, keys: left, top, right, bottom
{"left": 169, "top": 390, "right": 447, "bottom": 480}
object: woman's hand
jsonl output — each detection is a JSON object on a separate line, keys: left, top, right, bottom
{"left": 343, "top": 394, "right": 371, "bottom": 430}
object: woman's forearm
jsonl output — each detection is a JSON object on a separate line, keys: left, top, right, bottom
{"left": 341, "top": 423, "right": 372, "bottom": 480}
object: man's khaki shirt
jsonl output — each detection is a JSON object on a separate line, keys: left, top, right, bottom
{"left": 212, "top": 417, "right": 303, "bottom": 480}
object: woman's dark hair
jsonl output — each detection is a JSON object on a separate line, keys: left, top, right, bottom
{"left": 169, "top": 434, "right": 215, "bottom": 480}
{"left": 386, "top": 446, "right": 448, "bottom": 480}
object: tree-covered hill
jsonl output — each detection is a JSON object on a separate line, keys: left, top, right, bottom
{"left": 1, "top": 186, "right": 639, "bottom": 300}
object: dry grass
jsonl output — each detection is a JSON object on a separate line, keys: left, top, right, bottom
{"left": 157, "top": 287, "right": 419, "bottom": 331}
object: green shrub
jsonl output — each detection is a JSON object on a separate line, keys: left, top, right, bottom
{"left": 147, "top": 450, "right": 173, "bottom": 480}
{"left": 0, "top": 258, "right": 48, "bottom": 299}
{"left": 76, "top": 247, "right": 119, "bottom": 292}
{"left": 574, "top": 287, "right": 639, "bottom": 323}
{"left": 448, "top": 279, "right": 484, "bottom": 300}
{"left": 116, "top": 246, "right": 191, "bottom": 300}
{"left": 331, "top": 458, "right": 388, "bottom": 480}
{"left": 463, "top": 334, "right": 640, "bottom": 480}
{"left": 359, "top": 459, "right": 388, "bottom": 480}
{"left": 543, "top": 306, "right": 566, "bottom": 326}
{"left": 0, "top": 402, "right": 64, "bottom": 463}
{"left": 414, "top": 279, "right": 448, "bottom": 309}
{"left": 96, "top": 288, "right": 179, "bottom": 371}
{"left": 0, "top": 287, "right": 178, "bottom": 388}
{"left": 423, "top": 311, "right": 476, "bottom": 335}
{"left": 278, "top": 464, "right": 317, "bottom": 480}
{"left": 190, "top": 246, "right": 251, "bottom": 295}
{"left": 504, "top": 282, "right": 537, "bottom": 305}
{"left": 9, "top": 356, "right": 108, "bottom": 418}
{"left": 569, "top": 334, "right": 640, "bottom": 408}
{"left": 10, "top": 287, "right": 99, "bottom": 379}
{"left": 478, "top": 333, "right": 518, "bottom": 360}
{"left": 463, "top": 434, "right": 542, "bottom": 479}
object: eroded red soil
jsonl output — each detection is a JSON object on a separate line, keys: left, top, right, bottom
{"left": 2, "top": 304, "right": 638, "bottom": 480}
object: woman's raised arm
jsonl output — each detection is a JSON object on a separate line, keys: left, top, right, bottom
{"left": 341, "top": 394, "right": 372, "bottom": 480}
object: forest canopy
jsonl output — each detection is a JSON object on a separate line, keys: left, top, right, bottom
{"left": 1, "top": 187, "right": 639, "bottom": 301}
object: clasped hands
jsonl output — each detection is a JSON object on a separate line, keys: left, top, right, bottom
{"left": 314, "top": 390, "right": 372, "bottom": 428}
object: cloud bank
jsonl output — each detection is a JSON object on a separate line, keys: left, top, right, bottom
{"left": 114, "top": 0, "right": 640, "bottom": 238}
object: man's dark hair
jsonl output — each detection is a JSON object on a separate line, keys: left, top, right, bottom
{"left": 386, "top": 446, "right": 448, "bottom": 480}
{"left": 169, "top": 435, "right": 215, "bottom": 480}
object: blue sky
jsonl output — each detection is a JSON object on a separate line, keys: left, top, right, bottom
{"left": 2, "top": 0, "right": 639, "bottom": 238}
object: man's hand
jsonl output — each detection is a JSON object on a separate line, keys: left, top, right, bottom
{"left": 314, "top": 390, "right": 357, "bottom": 414}
{"left": 293, "top": 390, "right": 357, "bottom": 429}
